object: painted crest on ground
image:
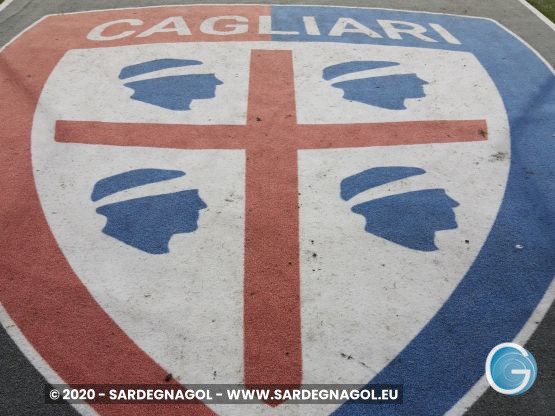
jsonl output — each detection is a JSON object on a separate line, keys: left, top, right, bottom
{"left": 0, "top": 5, "right": 554, "bottom": 416}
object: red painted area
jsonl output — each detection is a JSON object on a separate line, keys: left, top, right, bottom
{"left": 56, "top": 118, "right": 486, "bottom": 150}
{"left": 0, "top": 5, "right": 271, "bottom": 416}
{"left": 243, "top": 51, "right": 302, "bottom": 391}
{"left": 55, "top": 49, "right": 487, "bottom": 396}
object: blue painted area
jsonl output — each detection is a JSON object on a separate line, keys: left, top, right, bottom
{"left": 342, "top": 167, "right": 458, "bottom": 251}
{"left": 119, "top": 59, "right": 202, "bottom": 79}
{"left": 352, "top": 189, "right": 459, "bottom": 251}
{"left": 331, "top": 73, "right": 428, "bottom": 110}
{"left": 91, "top": 169, "right": 185, "bottom": 202}
{"left": 96, "top": 190, "right": 207, "bottom": 254}
{"left": 340, "top": 166, "right": 425, "bottom": 201}
{"left": 271, "top": 5, "right": 555, "bottom": 415}
{"left": 123, "top": 73, "right": 223, "bottom": 111}
{"left": 323, "top": 61, "right": 399, "bottom": 80}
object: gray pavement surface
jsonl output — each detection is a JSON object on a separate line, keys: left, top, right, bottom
{"left": 0, "top": 1, "right": 553, "bottom": 415}
{"left": 0, "top": 325, "right": 77, "bottom": 416}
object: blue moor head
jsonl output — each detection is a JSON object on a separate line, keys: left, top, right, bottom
{"left": 323, "top": 60, "right": 428, "bottom": 110}
{"left": 119, "top": 59, "right": 223, "bottom": 111}
{"left": 341, "top": 166, "right": 459, "bottom": 251}
{"left": 92, "top": 168, "right": 207, "bottom": 254}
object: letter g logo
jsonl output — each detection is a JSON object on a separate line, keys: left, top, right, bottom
{"left": 486, "top": 343, "right": 537, "bottom": 395}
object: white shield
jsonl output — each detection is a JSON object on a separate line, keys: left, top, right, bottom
{"left": 32, "top": 40, "right": 509, "bottom": 415}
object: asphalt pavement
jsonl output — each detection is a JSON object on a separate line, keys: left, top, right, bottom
{"left": 0, "top": 1, "right": 553, "bottom": 415}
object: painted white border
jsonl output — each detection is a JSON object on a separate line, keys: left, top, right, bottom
{"left": 0, "top": 5, "right": 553, "bottom": 415}
{"left": 518, "top": 0, "right": 555, "bottom": 31}
{"left": 0, "top": 0, "right": 15, "bottom": 14}
{"left": 0, "top": 304, "right": 99, "bottom": 416}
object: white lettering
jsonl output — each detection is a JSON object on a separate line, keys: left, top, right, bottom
{"left": 302, "top": 16, "right": 321, "bottom": 35}
{"left": 378, "top": 19, "right": 437, "bottom": 42}
{"left": 429, "top": 23, "right": 461, "bottom": 44}
{"left": 137, "top": 16, "right": 191, "bottom": 38}
{"left": 200, "top": 16, "right": 248, "bottom": 35}
{"left": 87, "top": 19, "right": 143, "bottom": 41}
{"left": 88, "top": 15, "right": 461, "bottom": 45}
{"left": 329, "top": 17, "right": 382, "bottom": 38}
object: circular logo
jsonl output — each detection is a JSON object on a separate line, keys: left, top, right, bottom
{"left": 486, "top": 343, "right": 537, "bottom": 395}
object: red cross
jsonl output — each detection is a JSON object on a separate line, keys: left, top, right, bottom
{"left": 55, "top": 50, "right": 486, "bottom": 391}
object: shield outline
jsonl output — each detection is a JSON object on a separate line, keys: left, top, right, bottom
{"left": 0, "top": 5, "right": 553, "bottom": 416}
